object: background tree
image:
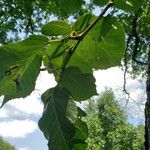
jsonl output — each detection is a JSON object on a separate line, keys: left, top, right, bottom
{"left": 85, "top": 89, "right": 144, "bottom": 150}
{"left": 116, "top": 1, "right": 149, "bottom": 147}
{"left": 0, "top": 137, "right": 16, "bottom": 150}
{"left": 0, "top": 0, "right": 87, "bottom": 44}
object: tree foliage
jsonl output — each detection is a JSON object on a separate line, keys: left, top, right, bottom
{"left": 0, "top": 137, "right": 16, "bottom": 150}
{"left": 118, "top": 0, "right": 150, "bottom": 78}
{"left": 0, "top": 0, "right": 148, "bottom": 149}
{"left": 85, "top": 90, "right": 144, "bottom": 150}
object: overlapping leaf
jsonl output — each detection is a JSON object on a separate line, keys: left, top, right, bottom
{"left": 43, "top": 16, "right": 125, "bottom": 75}
{"left": 39, "top": 86, "right": 88, "bottom": 149}
{"left": 72, "top": 119, "right": 88, "bottom": 150}
{"left": 53, "top": 0, "right": 83, "bottom": 15}
{"left": 7, "top": 35, "right": 49, "bottom": 59}
{"left": 41, "top": 21, "right": 72, "bottom": 36}
{"left": 0, "top": 54, "right": 42, "bottom": 106}
{"left": 61, "top": 67, "right": 97, "bottom": 101}
{"left": 0, "top": 35, "right": 48, "bottom": 105}
{"left": 43, "top": 40, "right": 76, "bottom": 80}
{"left": 39, "top": 87, "right": 75, "bottom": 149}
{"left": 69, "top": 16, "right": 125, "bottom": 72}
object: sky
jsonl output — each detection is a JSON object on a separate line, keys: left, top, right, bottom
{"left": 0, "top": 66, "right": 146, "bottom": 150}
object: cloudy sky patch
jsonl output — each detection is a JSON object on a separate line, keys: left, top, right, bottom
{"left": 0, "top": 119, "right": 37, "bottom": 138}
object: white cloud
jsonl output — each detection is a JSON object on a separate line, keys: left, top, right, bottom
{"left": 94, "top": 67, "right": 124, "bottom": 93}
{"left": 18, "top": 148, "right": 30, "bottom": 150}
{"left": 35, "top": 71, "right": 57, "bottom": 94}
{"left": 0, "top": 107, "right": 7, "bottom": 118}
{"left": 6, "top": 92, "right": 43, "bottom": 115}
{"left": 0, "top": 120, "right": 37, "bottom": 138}
{"left": 94, "top": 67, "right": 145, "bottom": 102}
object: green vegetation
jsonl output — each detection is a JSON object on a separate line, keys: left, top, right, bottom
{"left": 0, "top": 137, "right": 15, "bottom": 150}
{"left": 85, "top": 90, "right": 144, "bottom": 150}
{"left": 0, "top": 0, "right": 149, "bottom": 149}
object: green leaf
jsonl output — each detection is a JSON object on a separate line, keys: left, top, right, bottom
{"left": 0, "top": 35, "right": 48, "bottom": 106}
{"left": 54, "top": 0, "right": 83, "bottom": 15}
{"left": 74, "top": 119, "right": 88, "bottom": 141}
{"left": 41, "top": 21, "right": 72, "bottom": 36}
{"left": 0, "top": 54, "right": 42, "bottom": 106}
{"left": 0, "top": 66, "right": 7, "bottom": 80}
{"left": 73, "top": 13, "right": 95, "bottom": 33}
{"left": 39, "top": 86, "right": 88, "bottom": 149}
{"left": 43, "top": 40, "right": 76, "bottom": 80}
{"left": 93, "top": 0, "right": 143, "bottom": 12}
{"left": 39, "top": 86, "right": 75, "bottom": 150}
{"left": 0, "top": 46, "right": 18, "bottom": 66}
{"left": 0, "top": 78, "right": 17, "bottom": 96}
{"left": 7, "top": 35, "right": 49, "bottom": 59}
{"left": 115, "top": 0, "right": 143, "bottom": 12}
{"left": 72, "top": 119, "right": 88, "bottom": 150}
{"left": 61, "top": 67, "right": 97, "bottom": 101}
{"left": 0, "top": 46, "right": 19, "bottom": 80}
{"left": 69, "top": 17, "right": 125, "bottom": 72}
{"left": 0, "top": 35, "right": 48, "bottom": 77}
{"left": 66, "top": 98, "right": 78, "bottom": 123}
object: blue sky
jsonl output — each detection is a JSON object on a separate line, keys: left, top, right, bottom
{"left": 0, "top": 66, "right": 146, "bottom": 150}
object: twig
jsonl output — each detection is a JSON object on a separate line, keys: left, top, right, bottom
{"left": 79, "top": 0, "right": 114, "bottom": 38}
{"left": 59, "top": 40, "right": 80, "bottom": 80}
{"left": 59, "top": 0, "right": 114, "bottom": 80}
{"left": 47, "top": 1, "right": 114, "bottom": 44}
{"left": 40, "top": 67, "right": 62, "bottom": 71}
{"left": 123, "top": 34, "right": 132, "bottom": 107}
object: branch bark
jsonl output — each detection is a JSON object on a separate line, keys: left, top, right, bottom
{"left": 145, "top": 49, "right": 150, "bottom": 150}
{"left": 132, "top": 14, "right": 150, "bottom": 66}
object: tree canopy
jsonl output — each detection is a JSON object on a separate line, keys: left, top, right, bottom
{"left": 0, "top": 137, "right": 16, "bottom": 150}
{"left": 85, "top": 90, "right": 144, "bottom": 150}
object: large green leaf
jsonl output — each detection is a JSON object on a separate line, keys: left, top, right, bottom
{"left": 69, "top": 16, "right": 125, "bottom": 72}
{"left": 0, "top": 35, "right": 48, "bottom": 105}
{"left": 41, "top": 21, "right": 72, "bottom": 36}
{"left": 39, "top": 86, "right": 88, "bottom": 149}
{"left": 61, "top": 67, "right": 97, "bottom": 101}
{"left": 7, "top": 35, "right": 49, "bottom": 59}
{"left": 39, "top": 86, "right": 75, "bottom": 150}
{"left": 0, "top": 54, "right": 42, "bottom": 106}
{"left": 93, "top": 0, "right": 143, "bottom": 12}
{"left": 0, "top": 35, "right": 48, "bottom": 70}
{"left": 0, "top": 35, "right": 49, "bottom": 105}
